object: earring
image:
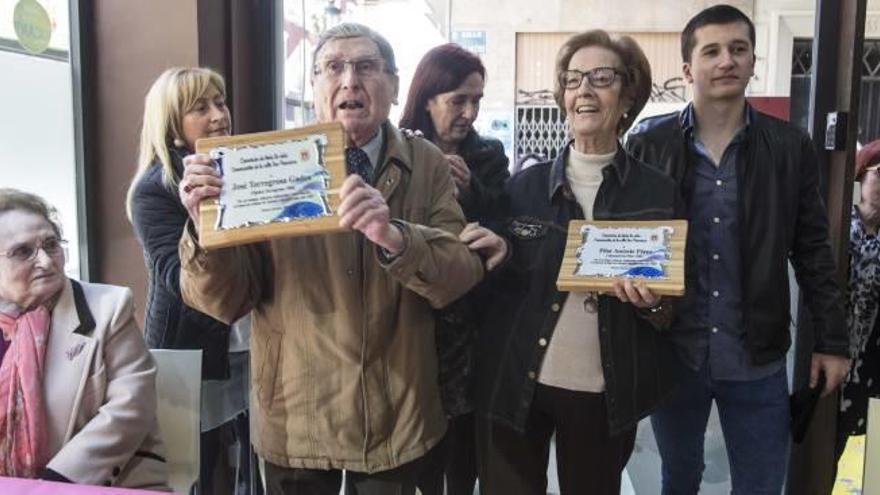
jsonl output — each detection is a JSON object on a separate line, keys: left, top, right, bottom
{"left": 173, "top": 138, "right": 185, "bottom": 148}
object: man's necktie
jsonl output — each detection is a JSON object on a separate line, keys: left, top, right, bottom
{"left": 345, "top": 147, "right": 373, "bottom": 183}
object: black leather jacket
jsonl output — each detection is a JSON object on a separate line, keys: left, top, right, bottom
{"left": 626, "top": 107, "right": 848, "bottom": 363}
{"left": 456, "top": 131, "right": 511, "bottom": 221}
{"left": 474, "top": 145, "right": 684, "bottom": 435}
{"left": 130, "top": 148, "right": 232, "bottom": 380}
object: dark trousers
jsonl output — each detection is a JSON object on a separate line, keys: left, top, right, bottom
{"left": 416, "top": 413, "right": 478, "bottom": 495}
{"left": 197, "top": 412, "right": 255, "bottom": 495}
{"left": 476, "top": 384, "right": 635, "bottom": 495}
{"left": 265, "top": 444, "right": 441, "bottom": 495}
{"left": 650, "top": 364, "right": 789, "bottom": 495}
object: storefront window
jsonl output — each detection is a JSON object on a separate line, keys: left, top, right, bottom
{"left": 0, "top": 0, "right": 81, "bottom": 278}
{"left": 282, "top": 0, "right": 444, "bottom": 129}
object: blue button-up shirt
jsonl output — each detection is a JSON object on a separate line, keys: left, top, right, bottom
{"left": 672, "top": 104, "right": 784, "bottom": 381}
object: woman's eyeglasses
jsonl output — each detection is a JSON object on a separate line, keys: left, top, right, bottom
{"left": 0, "top": 237, "right": 67, "bottom": 263}
{"left": 559, "top": 67, "right": 625, "bottom": 89}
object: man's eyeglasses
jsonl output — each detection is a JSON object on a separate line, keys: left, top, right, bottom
{"left": 314, "top": 58, "right": 386, "bottom": 79}
{"left": 0, "top": 237, "right": 67, "bottom": 263}
{"left": 559, "top": 67, "right": 626, "bottom": 89}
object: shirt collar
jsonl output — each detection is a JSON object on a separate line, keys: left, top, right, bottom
{"left": 681, "top": 101, "right": 753, "bottom": 139}
{"left": 358, "top": 126, "right": 384, "bottom": 169}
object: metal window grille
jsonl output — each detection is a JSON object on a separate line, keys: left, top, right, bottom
{"left": 515, "top": 105, "right": 568, "bottom": 164}
{"left": 513, "top": 82, "right": 689, "bottom": 165}
{"left": 791, "top": 38, "right": 880, "bottom": 143}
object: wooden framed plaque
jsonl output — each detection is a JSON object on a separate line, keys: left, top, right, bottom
{"left": 195, "top": 122, "right": 347, "bottom": 249}
{"left": 556, "top": 220, "right": 688, "bottom": 296}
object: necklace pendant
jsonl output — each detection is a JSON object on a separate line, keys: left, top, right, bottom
{"left": 582, "top": 293, "right": 599, "bottom": 313}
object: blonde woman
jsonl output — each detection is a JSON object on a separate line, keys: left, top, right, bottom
{"left": 127, "top": 67, "right": 249, "bottom": 494}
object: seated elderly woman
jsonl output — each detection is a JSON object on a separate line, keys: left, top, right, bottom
{"left": 0, "top": 188, "right": 168, "bottom": 490}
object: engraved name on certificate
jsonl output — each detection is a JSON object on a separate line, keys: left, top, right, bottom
{"left": 213, "top": 134, "right": 332, "bottom": 230}
{"left": 575, "top": 225, "right": 673, "bottom": 278}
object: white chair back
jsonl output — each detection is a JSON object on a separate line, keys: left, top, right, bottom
{"left": 151, "top": 349, "right": 202, "bottom": 495}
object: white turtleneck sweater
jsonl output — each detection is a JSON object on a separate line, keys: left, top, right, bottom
{"left": 538, "top": 146, "right": 615, "bottom": 392}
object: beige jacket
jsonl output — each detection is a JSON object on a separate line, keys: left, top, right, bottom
{"left": 180, "top": 123, "right": 484, "bottom": 472}
{"left": 44, "top": 279, "right": 169, "bottom": 490}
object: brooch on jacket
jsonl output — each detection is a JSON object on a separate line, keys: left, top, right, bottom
{"left": 66, "top": 341, "right": 86, "bottom": 361}
{"left": 509, "top": 219, "right": 548, "bottom": 240}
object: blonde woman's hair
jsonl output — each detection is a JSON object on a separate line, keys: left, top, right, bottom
{"left": 125, "top": 67, "right": 226, "bottom": 219}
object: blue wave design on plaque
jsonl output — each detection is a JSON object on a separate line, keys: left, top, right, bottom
{"left": 276, "top": 201, "right": 325, "bottom": 220}
{"left": 637, "top": 251, "right": 669, "bottom": 262}
{"left": 623, "top": 266, "right": 665, "bottom": 278}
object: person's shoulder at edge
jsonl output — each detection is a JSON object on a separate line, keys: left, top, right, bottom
{"left": 387, "top": 122, "right": 434, "bottom": 156}
{"left": 388, "top": 123, "right": 461, "bottom": 180}
{"left": 626, "top": 110, "right": 682, "bottom": 139}
{"left": 749, "top": 108, "right": 812, "bottom": 145}
{"left": 131, "top": 158, "right": 177, "bottom": 200}
{"left": 507, "top": 157, "right": 552, "bottom": 188}
{"left": 77, "top": 280, "right": 135, "bottom": 317}
{"left": 625, "top": 149, "right": 677, "bottom": 185}
{"left": 464, "top": 131, "right": 506, "bottom": 156}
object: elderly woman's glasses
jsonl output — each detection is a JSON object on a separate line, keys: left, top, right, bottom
{"left": 0, "top": 237, "right": 67, "bottom": 263}
{"left": 560, "top": 67, "right": 625, "bottom": 89}
{"left": 314, "top": 58, "right": 385, "bottom": 79}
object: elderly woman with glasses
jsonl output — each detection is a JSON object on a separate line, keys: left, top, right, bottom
{"left": 0, "top": 188, "right": 168, "bottom": 490}
{"left": 472, "top": 30, "right": 684, "bottom": 495}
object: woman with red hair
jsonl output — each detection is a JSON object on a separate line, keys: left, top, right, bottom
{"left": 399, "top": 43, "right": 510, "bottom": 495}
{"left": 838, "top": 140, "right": 880, "bottom": 459}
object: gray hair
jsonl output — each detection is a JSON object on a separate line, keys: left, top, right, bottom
{"left": 312, "top": 23, "right": 398, "bottom": 76}
{"left": 0, "top": 188, "right": 63, "bottom": 237}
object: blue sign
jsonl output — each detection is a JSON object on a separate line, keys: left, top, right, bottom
{"left": 452, "top": 30, "right": 486, "bottom": 55}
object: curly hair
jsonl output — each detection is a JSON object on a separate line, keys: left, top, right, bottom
{"left": 553, "top": 30, "right": 651, "bottom": 135}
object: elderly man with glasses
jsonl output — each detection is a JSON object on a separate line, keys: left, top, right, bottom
{"left": 177, "top": 23, "right": 499, "bottom": 495}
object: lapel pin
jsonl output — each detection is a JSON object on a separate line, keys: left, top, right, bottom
{"left": 65, "top": 342, "right": 85, "bottom": 361}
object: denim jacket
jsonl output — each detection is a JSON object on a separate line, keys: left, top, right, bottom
{"left": 474, "top": 144, "right": 684, "bottom": 434}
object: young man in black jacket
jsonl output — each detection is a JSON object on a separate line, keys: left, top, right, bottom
{"left": 626, "top": 5, "right": 850, "bottom": 494}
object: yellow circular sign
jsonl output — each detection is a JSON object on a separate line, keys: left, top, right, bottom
{"left": 13, "top": 0, "right": 52, "bottom": 54}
